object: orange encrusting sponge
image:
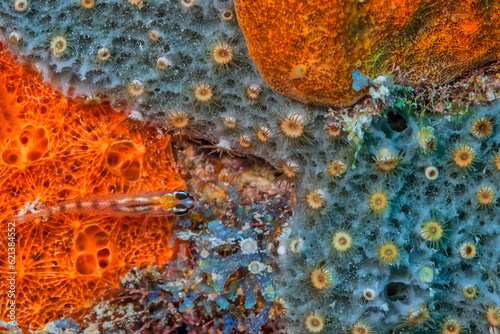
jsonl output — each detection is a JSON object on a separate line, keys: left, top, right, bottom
{"left": 234, "top": 0, "right": 500, "bottom": 107}
{"left": 0, "top": 43, "right": 186, "bottom": 330}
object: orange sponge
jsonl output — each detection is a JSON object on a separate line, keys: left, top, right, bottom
{"left": 234, "top": 0, "right": 500, "bottom": 106}
{"left": 0, "top": 43, "right": 186, "bottom": 330}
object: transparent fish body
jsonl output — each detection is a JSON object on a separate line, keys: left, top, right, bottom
{"left": 10, "top": 190, "right": 195, "bottom": 223}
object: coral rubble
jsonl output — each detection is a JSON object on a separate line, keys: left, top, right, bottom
{"left": 52, "top": 144, "right": 294, "bottom": 333}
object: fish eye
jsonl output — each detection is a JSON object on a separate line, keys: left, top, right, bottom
{"left": 175, "top": 191, "right": 188, "bottom": 200}
{"left": 174, "top": 204, "right": 189, "bottom": 215}
{"left": 175, "top": 204, "right": 188, "bottom": 210}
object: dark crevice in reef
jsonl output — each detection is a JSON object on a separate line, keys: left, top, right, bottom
{"left": 386, "top": 110, "right": 408, "bottom": 132}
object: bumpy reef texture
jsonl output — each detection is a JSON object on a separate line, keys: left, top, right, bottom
{"left": 0, "top": 45, "right": 185, "bottom": 331}
{"left": 3, "top": 0, "right": 500, "bottom": 333}
{"left": 234, "top": 0, "right": 500, "bottom": 106}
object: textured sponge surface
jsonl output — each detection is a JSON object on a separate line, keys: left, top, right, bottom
{"left": 0, "top": 44, "right": 185, "bottom": 330}
{"left": 234, "top": 0, "right": 500, "bottom": 106}
{"left": 281, "top": 103, "right": 500, "bottom": 332}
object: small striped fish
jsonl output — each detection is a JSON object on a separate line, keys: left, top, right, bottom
{"left": 9, "top": 190, "right": 195, "bottom": 223}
